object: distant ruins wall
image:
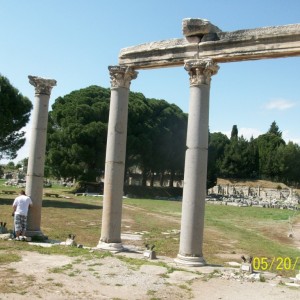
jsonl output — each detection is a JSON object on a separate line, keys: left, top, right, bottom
{"left": 208, "top": 184, "right": 300, "bottom": 206}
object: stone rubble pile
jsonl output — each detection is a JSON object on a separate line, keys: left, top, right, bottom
{"left": 216, "top": 262, "right": 300, "bottom": 288}
{"left": 207, "top": 184, "right": 299, "bottom": 210}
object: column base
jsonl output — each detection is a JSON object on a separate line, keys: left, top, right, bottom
{"left": 25, "top": 230, "right": 48, "bottom": 241}
{"left": 174, "top": 253, "right": 206, "bottom": 267}
{"left": 96, "top": 241, "right": 124, "bottom": 253}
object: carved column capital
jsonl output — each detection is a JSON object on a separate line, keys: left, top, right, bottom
{"left": 28, "top": 76, "right": 57, "bottom": 95}
{"left": 109, "top": 66, "right": 138, "bottom": 89}
{"left": 184, "top": 59, "right": 219, "bottom": 85}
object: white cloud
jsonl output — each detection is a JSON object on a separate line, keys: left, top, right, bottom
{"left": 264, "top": 99, "right": 296, "bottom": 110}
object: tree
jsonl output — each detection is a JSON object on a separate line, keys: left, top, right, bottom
{"left": 18, "top": 157, "right": 28, "bottom": 169}
{"left": 46, "top": 86, "right": 110, "bottom": 181}
{"left": 0, "top": 75, "right": 32, "bottom": 160}
{"left": 219, "top": 136, "right": 246, "bottom": 178}
{"left": 207, "top": 132, "right": 229, "bottom": 187}
{"left": 6, "top": 161, "right": 15, "bottom": 170}
{"left": 126, "top": 95, "right": 187, "bottom": 186}
{"left": 230, "top": 125, "right": 238, "bottom": 140}
{"left": 218, "top": 125, "right": 259, "bottom": 179}
{"left": 268, "top": 121, "right": 282, "bottom": 137}
{"left": 245, "top": 136, "right": 259, "bottom": 178}
{"left": 277, "top": 142, "right": 300, "bottom": 186}
{"left": 255, "top": 122, "right": 285, "bottom": 180}
{"left": 147, "top": 101, "right": 187, "bottom": 187}
{"left": 126, "top": 92, "right": 154, "bottom": 185}
{"left": 47, "top": 86, "right": 187, "bottom": 185}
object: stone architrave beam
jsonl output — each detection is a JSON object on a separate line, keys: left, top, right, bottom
{"left": 119, "top": 19, "right": 300, "bottom": 69}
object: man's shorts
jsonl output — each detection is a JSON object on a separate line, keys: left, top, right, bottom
{"left": 14, "top": 214, "right": 27, "bottom": 232}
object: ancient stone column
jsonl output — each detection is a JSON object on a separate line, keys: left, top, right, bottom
{"left": 97, "top": 66, "right": 137, "bottom": 251}
{"left": 175, "top": 59, "right": 219, "bottom": 266}
{"left": 26, "top": 76, "right": 57, "bottom": 238}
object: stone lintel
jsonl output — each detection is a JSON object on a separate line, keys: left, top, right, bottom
{"left": 182, "top": 18, "right": 222, "bottom": 37}
{"left": 119, "top": 38, "right": 199, "bottom": 69}
{"left": 119, "top": 23, "right": 300, "bottom": 69}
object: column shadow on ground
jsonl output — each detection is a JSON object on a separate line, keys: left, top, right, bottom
{"left": 42, "top": 199, "right": 102, "bottom": 210}
{"left": 0, "top": 198, "right": 102, "bottom": 210}
{"left": 0, "top": 199, "right": 14, "bottom": 205}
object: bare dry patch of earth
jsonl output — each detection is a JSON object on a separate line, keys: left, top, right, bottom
{"left": 0, "top": 250, "right": 299, "bottom": 300}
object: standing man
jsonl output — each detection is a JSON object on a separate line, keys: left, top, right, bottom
{"left": 12, "top": 190, "right": 32, "bottom": 241}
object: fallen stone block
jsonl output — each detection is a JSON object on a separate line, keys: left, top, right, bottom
{"left": 0, "top": 233, "right": 12, "bottom": 240}
{"left": 143, "top": 250, "right": 157, "bottom": 260}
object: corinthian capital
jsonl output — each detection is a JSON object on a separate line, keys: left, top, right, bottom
{"left": 184, "top": 59, "right": 219, "bottom": 85}
{"left": 109, "top": 66, "right": 138, "bottom": 89}
{"left": 28, "top": 76, "right": 57, "bottom": 95}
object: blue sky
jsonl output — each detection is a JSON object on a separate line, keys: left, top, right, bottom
{"left": 1, "top": 0, "right": 299, "bottom": 163}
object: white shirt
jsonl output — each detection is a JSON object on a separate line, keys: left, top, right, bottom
{"left": 13, "top": 195, "right": 33, "bottom": 216}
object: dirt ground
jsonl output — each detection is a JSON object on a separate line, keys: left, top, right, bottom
{"left": 0, "top": 246, "right": 299, "bottom": 300}
{"left": 1, "top": 188, "right": 299, "bottom": 299}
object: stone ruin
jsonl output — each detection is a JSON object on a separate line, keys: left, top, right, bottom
{"left": 207, "top": 184, "right": 300, "bottom": 209}
{"left": 22, "top": 18, "right": 300, "bottom": 266}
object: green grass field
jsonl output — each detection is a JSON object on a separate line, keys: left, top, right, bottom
{"left": 1, "top": 179, "right": 300, "bottom": 276}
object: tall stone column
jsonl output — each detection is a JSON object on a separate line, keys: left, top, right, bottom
{"left": 26, "top": 76, "right": 57, "bottom": 237}
{"left": 97, "top": 66, "right": 137, "bottom": 251}
{"left": 175, "top": 59, "right": 219, "bottom": 266}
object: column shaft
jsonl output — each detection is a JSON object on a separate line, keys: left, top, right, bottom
{"left": 100, "top": 87, "right": 129, "bottom": 243}
{"left": 26, "top": 76, "right": 56, "bottom": 237}
{"left": 98, "top": 66, "right": 137, "bottom": 251}
{"left": 179, "top": 85, "right": 209, "bottom": 257}
{"left": 176, "top": 59, "right": 219, "bottom": 266}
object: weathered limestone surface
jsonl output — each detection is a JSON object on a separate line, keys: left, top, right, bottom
{"left": 98, "top": 66, "right": 137, "bottom": 251}
{"left": 175, "top": 59, "right": 219, "bottom": 266}
{"left": 182, "top": 18, "right": 222, "bottom": 37}
{"left": 28, "top": 76, "right": 57, "bottom": 95}
{"left": 105, "top": 18, "right": 300, "bottom": 263}
{"left": 119, "top": 20, "right": 300, "bottom": 68}
{"left": 26, "top": 76, "right": 56, "bottom": 238}
{"left": 119, "top": 38, "right": 198, "bottom": 69}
